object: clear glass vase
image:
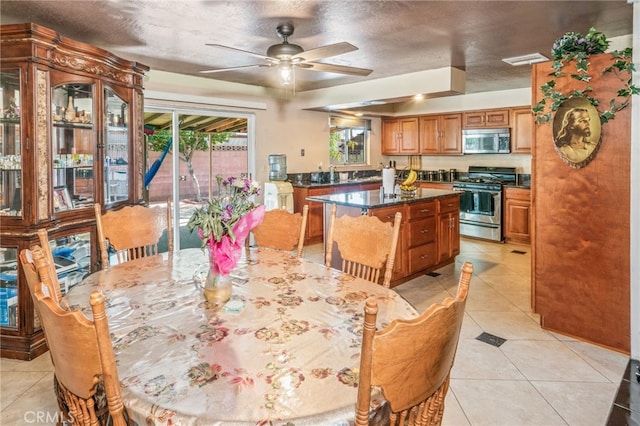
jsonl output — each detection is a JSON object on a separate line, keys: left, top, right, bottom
{"left": 202, "top": 268, "right": 232, "bottom": 306}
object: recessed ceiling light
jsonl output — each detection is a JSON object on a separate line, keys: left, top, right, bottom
{"left": 414, "top": 94, "right": 424, "bottom": 100}
{"left": 502, "top": 53, "right": 549, "bottom": 66}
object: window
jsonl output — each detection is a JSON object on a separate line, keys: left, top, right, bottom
{"left": 329, "top": 116, "right": 370, "bottom": 166}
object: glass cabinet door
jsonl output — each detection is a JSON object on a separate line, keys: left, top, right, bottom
{"left": 0, "top": 246, "right": 19, "bottom": 330}
{"left": 0, "top": 70, "right": 22, "bottom": 217}
{"left": 52, "top": 83, "right": 95, "bottom": 211}
{"left": 104, "top": 88, "right": 130, "bottom": 206}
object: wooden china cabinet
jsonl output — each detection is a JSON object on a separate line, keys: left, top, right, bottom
{"left": 0, "top": 23, "right": 148, "bottom": 360}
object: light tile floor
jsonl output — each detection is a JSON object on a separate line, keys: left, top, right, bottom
{"left": 1, "top": 238, "right": 629, "bottom": 425}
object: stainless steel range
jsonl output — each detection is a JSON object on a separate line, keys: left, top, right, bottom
{"left": 453, "top": 166, "right": 517, "bottom": 242}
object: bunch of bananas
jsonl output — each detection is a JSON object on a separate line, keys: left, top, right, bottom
{"left": 399, "top": 169, "right": 418, "bottom": 192}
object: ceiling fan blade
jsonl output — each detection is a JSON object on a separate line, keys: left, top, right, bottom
{"left": 205, "top": 43, "right": 275, "bottom": 61}
{"left": 305, "top": 62, "right": 373, "bottom": 76}
{"left": 292, "top": 42, "right": 358, "bottom": 62}
{"left": 199, "top": 64, "right": 268, "bottom": 74}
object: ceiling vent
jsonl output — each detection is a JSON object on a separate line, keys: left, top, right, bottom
{"left": 502, "top": 53, "right": 549, "bottom": 66}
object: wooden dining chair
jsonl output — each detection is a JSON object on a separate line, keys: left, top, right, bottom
{"left": 325, "top": 203, "right": 401, "bottom": 288}
{"left": 355, "top": 261, "right": 474, "bottom": 426}
{"left": 94, "top": 199, "right": 173, "bottom": 269}
{"left": 252, "top": 205, "right": 309, "bottom": 257}
{"left": 35, "top": 229, "right": 64, "bottom": 303}
{"left": 20, "top": 246, "right": 130, "bottom": 425}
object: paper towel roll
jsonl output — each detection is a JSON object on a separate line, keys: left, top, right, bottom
{"left": 382, "top": 168, "right": 396, "bottom": 196}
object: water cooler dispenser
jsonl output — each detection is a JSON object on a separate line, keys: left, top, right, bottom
{"left": 268, "top": 154, "right": 287, "bottom": 181}
{"left": 263, "top": 181, "right": 293, "bottom": 212}
{"left": 264, "top": 154, "right": 293, "bottom": 212}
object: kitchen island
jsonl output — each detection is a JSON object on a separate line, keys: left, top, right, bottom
{"left": 307, "top": 188, "right": 461, "bottom": 288}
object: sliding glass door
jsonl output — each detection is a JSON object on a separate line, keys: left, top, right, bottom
{"left": 144, "top": 106, "right": 255, "bottom": 250}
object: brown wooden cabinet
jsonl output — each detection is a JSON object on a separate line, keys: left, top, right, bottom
{"left": 406, "top": 200, "right": 437, "bottom": 272}
{"left": 294, "top": 182, "right": 380, "bottom": 244}
{"left": 463, "top": 108, "right": 509, "bottom": 128}
{"left": 419, "top": 182, "right": 454, "bottom": 190}
{"left": 511, "top": 106, "right": 533, "bottom": 153}
{"left": 382, "top": 117, "right": 419, "bottom": 154}
{"left": 0, "top": 23, "right": 148, "bottom": 359}
{"left": 437, "top": 196, "right": 461, "bottom": 263}
{"left": 419, "top": 114, "right": 462, "bottom": 155}
{"left": 504, "top": 187, "right": 531, "bottom": 244}
{"left": 369, "top": 205, "right": 406, "bottom": 279}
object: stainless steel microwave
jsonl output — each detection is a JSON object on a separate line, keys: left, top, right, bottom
{"left": 462, "top": 128, "right": 510, "bottom": 154}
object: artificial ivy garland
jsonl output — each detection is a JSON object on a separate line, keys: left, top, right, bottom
{"left": 532, "top": 27, "right": 638, "bottom": 125}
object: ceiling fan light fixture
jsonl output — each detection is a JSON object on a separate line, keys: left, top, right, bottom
{"left": 278, "top": 61, "right": 294, "bottom": 85}
{"left": 501, "top": 52, "right": 549, "bottom": 66}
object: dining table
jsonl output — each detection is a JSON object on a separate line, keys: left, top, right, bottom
{"left": 63, "top": 247, "right": 418, "bottom": 425}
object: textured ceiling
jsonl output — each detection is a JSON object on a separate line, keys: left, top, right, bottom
{"left": 0, "top": 0, "right": 633, "bottom": 95}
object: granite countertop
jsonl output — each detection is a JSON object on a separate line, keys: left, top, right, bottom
{"left": 292, "top": 178, "right": 382, "bottom": 189}
{"left": 306, "top": 188, "right": 460, "bottom": 209}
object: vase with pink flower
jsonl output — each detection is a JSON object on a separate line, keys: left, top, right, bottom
{"left": 188, "top": 175, "right": 265, "bottom": 306}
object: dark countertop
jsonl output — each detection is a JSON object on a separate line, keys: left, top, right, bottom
{"left": 292, "top": 178, "right": 382, "bottom": 189}
{"left": 306, "top": 188, "right": 460, "bottom": 209}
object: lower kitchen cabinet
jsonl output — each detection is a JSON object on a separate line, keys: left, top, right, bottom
{"left": 437, "top": 195, "right": 461, "bottom": 262}
{"left": 369, "top": 195, "right": 459, "bottom": 286}
{"left": 294, "top": 186, "right": 333, "bottom": 244}
{"left": 369, "top": 205, "right": 406, "bottom": 278}
{"left": 504, "top": 187, "right": 531, "bottom": 244}
{"left": 293, "top": 182, "right": 380, "bottom": 244}
{"left": 406, "top": 200, "right": 437, "bottom": 271}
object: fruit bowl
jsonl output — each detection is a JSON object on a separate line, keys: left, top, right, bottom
{"left": 399, "top": 184, "right": 418, "bottom": 198}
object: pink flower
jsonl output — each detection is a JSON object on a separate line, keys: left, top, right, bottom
{"left": 208, "top": 205, "right": 265, "bottom": 275}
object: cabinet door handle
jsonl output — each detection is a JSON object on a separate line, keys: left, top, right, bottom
{"left": 421, "top": 229, "right": 429, "bottom": 234}
{"left": 419, "top": 209, "right": 430, "bottom": 213}
{"left": 420, "top": 254, "right": 430, "bottom": 259}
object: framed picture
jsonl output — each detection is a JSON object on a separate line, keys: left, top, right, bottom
{"left": 53, "top": 186, "right": 73, "bottom": 211}
{"left": 552, "top": 97, "right": 602, "bottom": 169}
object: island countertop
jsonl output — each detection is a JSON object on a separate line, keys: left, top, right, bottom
{"left": 306, "top": 188, "right": 460, "bottom": 209}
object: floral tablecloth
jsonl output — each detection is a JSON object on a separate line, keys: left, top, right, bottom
{"left": 64, "top": 248, "right": 417, "bottom": 425}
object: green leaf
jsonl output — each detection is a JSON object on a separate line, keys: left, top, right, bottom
{"left": 600, "top": 111, "right": 615, "bottom": 124}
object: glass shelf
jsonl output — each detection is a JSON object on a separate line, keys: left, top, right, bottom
{"left": 0, "top": 70, "right": 22, "bottom": 217}
{"left": 51, "top": 83, "right": 95, "bottom": 210}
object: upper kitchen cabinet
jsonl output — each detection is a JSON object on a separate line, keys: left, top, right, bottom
{"left": 0, "top": 23, "right": 148, "bottom": 359}
{"left": 419, "top": 113, "right": 462, "bottom": 155}
{"left": 463, "top": 108, "right": 509, "bottom": 128}
{"left": 381, "top": 117, "right": 419, "bottom": 155}
{"left": 510, "top": 106, "right": 533, "bottom": 154}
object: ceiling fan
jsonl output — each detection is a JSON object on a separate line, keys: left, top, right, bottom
{"left": 200, "top": 23, "right": 373, "bottom": 85}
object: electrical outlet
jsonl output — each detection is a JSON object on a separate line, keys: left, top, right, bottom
{"left": 300, "top": 148, "right": 305, "bottom": 156}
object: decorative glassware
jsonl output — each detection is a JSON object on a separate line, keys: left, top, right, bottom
{"left": 194, "top": 263, "right": 232, "bottom": 307}
{"left": 202, "top": 268, "right": 232, "bottom": 306}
